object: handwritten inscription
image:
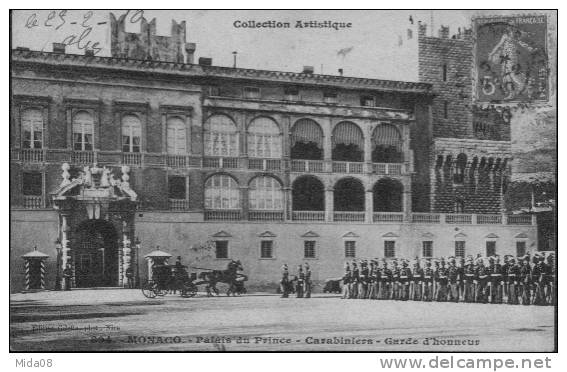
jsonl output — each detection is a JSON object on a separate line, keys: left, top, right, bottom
{"left": 22, "top": 10, "right": 145, "bottom": 55}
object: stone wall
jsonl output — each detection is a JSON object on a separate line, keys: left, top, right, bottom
{"left": 10, "top": 210, "right": 537, "bottom": 293}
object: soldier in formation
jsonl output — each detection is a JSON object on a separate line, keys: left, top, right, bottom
{"left": 338, "top": 252, "right": 554, "bottom": 305}
{"left": 279, "top": 263, "right": 313, "bottom": 299}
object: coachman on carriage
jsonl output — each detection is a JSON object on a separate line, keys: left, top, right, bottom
{"left": 142, "top": 248, "right": 248, "bottom": 299}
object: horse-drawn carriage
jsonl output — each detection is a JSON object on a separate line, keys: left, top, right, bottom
{"left": 141, "top": 259, "right": 248, "bottom": 298}
{"left": 141, "top": 264, "right": 198, "bottom": 298}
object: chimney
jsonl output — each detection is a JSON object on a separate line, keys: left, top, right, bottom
{"left": 185, "top": 43, "right": 196, "bottom": 64}
{"left": 198, "top": 57, "right": 212, "bottom": 66}
{"left": 418, "top": 21, "right": 427, "bottom": 37}
{"left": 438, "top": 26, "right": 450, "bottom": 39}
{"left": 85, "top": 48, "right": 95, "bottom": 57}
{"left": 52, "top": 43, "right": 66, "bottom": 54}
{"left": 338, "top": 68, "right": 344, "bottom": 76}
{"left": 302, "top": 66, "right": 314, "bottom": 74}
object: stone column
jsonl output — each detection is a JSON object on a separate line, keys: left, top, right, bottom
{"left": 325, "top": 188, "right": 334, "bottom": 222}
{"left": 323, "top": 118, "right": 333, "bottom": 172}
{"left": 322, "top": 118, "right": 333, "bottom": 160}
{"left": 364, "top": 124, "right": 373, "bottom": 171}
{"left": 134, "top": 238, "right": 141, "bottom": 288}
{"left": 60, "top": 213, "right": 71, "bottom": 289}
{"left": 121, "top": 220, "right": 132, "bottom": 287}
{"left": 365, "top": 190, "right": 373, "bottom": 223}
{"left": 283, "top": 187, "right": 292, "bottom": 221}
{"left": 282, "top": 115, "right": 291, "bottom": 158}
{"left": 239, "top": 113, "right": 249, "bottom": 170}
{"left": 240, "top": 186, "right": 250, "bottom": 220}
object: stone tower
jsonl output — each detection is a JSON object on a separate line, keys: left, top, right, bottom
{"left": 110, "top": 13, "right": 196, "bottom": 63}
{"left": 417, "top": 22, "right": 512, "bottom": 215}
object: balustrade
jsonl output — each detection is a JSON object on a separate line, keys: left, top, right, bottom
{"left": 204, "top": 209, "right": 242, "bottom": 221}
{"left": 168, "top": 199, "right": 190, "bottom": 211}
{"left": 373, "top": 212, "right": 404, "bottom": 222}
{"left": 22, "top": 195, "right": 43, "bottom": 209}
{"left": 291, "top": 210, "right": 325, "bottom": 221}
{"left": 333, "top": 211, "right": 365, "bottom": 222}
{"left": 249, "top": 210, "right": 284, "bottom": 221}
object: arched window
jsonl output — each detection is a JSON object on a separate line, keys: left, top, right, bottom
{"left": 247, "top": 117, "right": 281, "bottom": 158}
{"left": 332, "top": 121, "right": 364, "bottom": 162}
{"left": 373, "top": 178, "right": 403, "bottom": 212}
{"left": 334, "top": 178, "right": 365, "bottom": 211}
{"left": 121, "top": 114, "right": 141, "bottom": 153}
{"left": 292, "top": 176, "right": 325, "bottom": 211}
{"left": 204, "top": 174, "right": 240, "bottom": 210}
{"left": 372, "top": 124, "right": 403, "bottom": 163}
{"left": 21, "top": 108, "right": 43, "bottom": 149}
{"left": 291, "top": 119, "right": 324, "bottom": 160}
{"left": 454, "top": 153, "right": 467, "bottom": 183}
{"left": 249, "top": 176, "right": 283, "bottom": 210}
{"left": 72, "top": 111, "right": 94, "bottom": 151}
{"left": 166, "top": 116, "right": 187, "bottom": 155}
{"left": 204, "top": 115, "right": 239, "bottom": 157}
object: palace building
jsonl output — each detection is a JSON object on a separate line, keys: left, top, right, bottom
{"left": 10, "top": 16, "right": 537, "bottom": 292}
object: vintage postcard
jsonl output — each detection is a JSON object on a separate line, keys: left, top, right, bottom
{"left": 9, "top": 9, "right": 556, "bottom": 353}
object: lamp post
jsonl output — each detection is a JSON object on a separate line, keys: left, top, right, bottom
{"left": 55, "top": 238, "right": 62, "bottom": 290}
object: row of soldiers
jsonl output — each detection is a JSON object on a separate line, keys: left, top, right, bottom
{"left": 341, "top": 252, "right": 555, "bottom": 305}
{"left": 280, "top": 263, "right": 312, "bottom": 298}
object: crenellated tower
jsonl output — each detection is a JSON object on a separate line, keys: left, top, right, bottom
{"left": 416, "top": 22, "right": 512, "bottom": 215}
{"left": 110, "top": 12, "right": 196, "bottom": 63}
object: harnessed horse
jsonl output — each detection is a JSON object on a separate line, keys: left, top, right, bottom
{"left": 197, "top": 260, "right": 248, "bottom": 296}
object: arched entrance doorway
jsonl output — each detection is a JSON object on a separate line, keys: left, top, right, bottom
{"left": 73, "top": 220, "right": 119, "bottom": 288}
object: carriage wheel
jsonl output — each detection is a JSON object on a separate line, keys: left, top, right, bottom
{"left": 181, "top": 283, "right": 197, "bottom": 298}
{"left": 141, "top": 281, "right": 157, "bottom": 299}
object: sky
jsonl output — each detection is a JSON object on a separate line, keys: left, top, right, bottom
{"left": 11, "top": 10, "right": 479, "bottom": 81}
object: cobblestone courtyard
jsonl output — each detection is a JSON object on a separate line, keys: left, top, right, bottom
{"left": 10, "top": 289, "right": 555, "bottom": 352}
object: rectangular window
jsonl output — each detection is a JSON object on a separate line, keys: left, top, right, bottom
{"left": 260, "top": 240, "right": 273, "bottom": 258}
{"left": 304, "top": 241, "right": 316, "bottom": 259}
{"left": 284, "top": 87, "right": 300, "bottom": 101}
{"left": 209, "top": 86, "right": 221, "bottom": 96}
{"left": 486, "top": 241, "right": 496, "bottom": 257}
{"left": 455, "top": 241, "right": 466, "bottom": 258}
{"left": 360, "top": 96, "right": 375, "bottom": 107}
{"left": 516, "top": 241, "right": 526, "bottom": 257}
{"left": 166, "top": 117, "right": 187, "bottom": 155}
{"left": 323, "top": 92, "right": 337, "bottom": 104}
{"left": 21, "top": 108, "right": 44, "bottom": 149}
{"left": 215, "top": 241, "right": 228, "bottom": 259}
{"left": 443, "top": 101, "right": 448, "bottom": 119}
{"left": 22, "top": 172, "right": 43, "bottom": 196}
{"left": 72, "top": 111, "right": 94, "bottom": 151}
{"left": 384, "top": 241, "right": 396, "bottom": 258}
{"left": 344, "top": 241, "right": 356, "bottom": 258}
{"left": 244, "top": 87, "right": 260, "bottom": 99}
{"left": 442, "top": 64, "right": 447, "bottom": 81}
{"left": 422, "top": 241, "right": 433, "bottom": 257}
{"left": 168, "top": 176, "right": 186, "bottom": 199}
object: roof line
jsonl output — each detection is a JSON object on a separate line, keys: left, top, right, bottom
{"left": 12, "top": 49, "right": 433, "bottom": 94}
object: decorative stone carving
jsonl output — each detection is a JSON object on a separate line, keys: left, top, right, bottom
{"left": 60, "top": 163, "right": 71, "bottom": 188}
